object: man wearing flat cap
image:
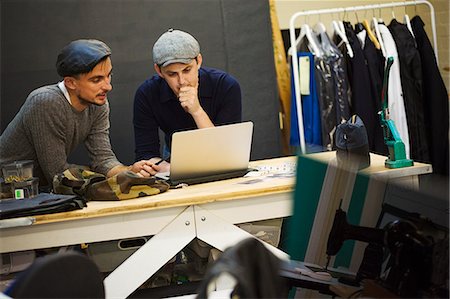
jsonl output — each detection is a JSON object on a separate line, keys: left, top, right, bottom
{"left": 133, "top": 29, "right": 242, "bottom": 175}
{"left": 0, "top": 39, "right": 154, "bottom": 187}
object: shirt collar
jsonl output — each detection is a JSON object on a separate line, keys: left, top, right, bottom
{"left": 159, "top": 68, "right": 213, "bottom": 103}
{"left": 57, "top": 81, "right": 72, "bottom": 104}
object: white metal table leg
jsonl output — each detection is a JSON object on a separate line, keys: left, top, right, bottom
{"left": 104, "top": 206, "right": 197, "bottom": 299}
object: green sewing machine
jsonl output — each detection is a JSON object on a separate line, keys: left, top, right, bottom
{"left": 380, "top": 56, "right": 413, "bottom": 169}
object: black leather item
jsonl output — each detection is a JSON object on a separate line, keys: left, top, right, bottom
{"left": 196, "top": 238, "right": 288, "bottom": 298}
{"left": 335, "top": 115, "right": 370, "bottom": 170}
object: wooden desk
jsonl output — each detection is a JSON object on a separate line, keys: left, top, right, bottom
{"left": 0, "top": 153, "right": 431, "bottom": 298}
{"left": 0, "top": 157, "right": 296, "bottom": 298}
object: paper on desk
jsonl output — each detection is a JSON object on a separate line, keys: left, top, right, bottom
{"left": 0, "top": 217, "right": 35, "bottom": 229}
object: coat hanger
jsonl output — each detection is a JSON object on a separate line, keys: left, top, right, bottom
{"left": 377, "top": 6, "right": 384, "bottom": 23}
{"left": 391, "top": 6, "right": 397, "bottom": 21}
{"left": 372, "top": 12, "right": 386, "bottom": 57}
{"left": 354, "top": 9, "right": 365, "bottom": 33}
{"left": 403, "top": 2, "right": 415, "bottom": 38}
{"left": 300, "top": 15, "right": 323, "bottom": 57}
{"left": 288, "top": 19, "right": 322, "bottom": 58}
{"left": 354, "top": 9, "right": 367, "bottom": 47}
{"left": 362, "top": 9, "right": 381, "bottom": 49}
{"left": 314, "top": 18, "right": 340, "bottom": 58}
{"left": 334, "top": 9, "right": 354, "bottom": 58}
{"left": 331, "top": 12, "right": 354, "bottom": 58}
{"left": 313, "top": 18, "right": 327, "bottom": 34}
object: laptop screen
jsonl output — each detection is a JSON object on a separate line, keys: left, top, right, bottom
{"left": 169, "top": 121, "right": 253, "bottom": 181}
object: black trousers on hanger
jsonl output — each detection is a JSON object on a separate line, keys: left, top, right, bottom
{"left": 343, "top": 22, "right": 380, "bottom": 153}
{"left": 360, "top": 28, "right": 387, "bottom": 155}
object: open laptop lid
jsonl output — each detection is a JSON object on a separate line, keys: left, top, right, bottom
{"left": 167, "top": 121, "right": 253, "bottom": 183}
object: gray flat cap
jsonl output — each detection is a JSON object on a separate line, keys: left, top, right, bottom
{"left": 153, "top": 29, "right": 200, "bottom": 67}
{"left": 56, "top": 39, "right": 111, "bottom": 77}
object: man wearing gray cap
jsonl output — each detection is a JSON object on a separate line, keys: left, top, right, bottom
{"left": 133, "top": 29, "right": 242, "bottom": 174}
{"left": 0, "top": 39, "right": 154, "bottom": 187}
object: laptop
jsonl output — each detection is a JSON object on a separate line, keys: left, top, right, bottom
{"left": 156, "top": 121, "right": 254, "bottom": 186}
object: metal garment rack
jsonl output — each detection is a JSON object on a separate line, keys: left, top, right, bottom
{"left": 289, "top": 0, "right": 438, "bottom": 154}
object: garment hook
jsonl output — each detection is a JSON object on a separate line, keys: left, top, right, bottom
{"left": 391, "top": 5, "right": 396, "bottom": 19}
{"left": 414, "top": 0, "right": 418, "bottom": 15}
{"left": 404, "top": 1, "right": 408, "bottom": 15}
{"left": 354, "top": 8, "right": 360, "bottom": 23}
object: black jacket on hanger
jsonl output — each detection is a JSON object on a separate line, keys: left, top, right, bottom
{"left": 357, "top": 23, "right": 387, "bottom": 155}
{"left": 411, "top": 16, "right": 449, "bottom": 175}
{"left": 388, "top": 19, "right": 430, "bottom": 163}
{"left": 343, "top": 21, "right": 379, "bottom": 153}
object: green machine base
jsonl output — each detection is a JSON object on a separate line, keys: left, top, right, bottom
{"left": 385, "top": 158, "right": 414, "bottom": 169}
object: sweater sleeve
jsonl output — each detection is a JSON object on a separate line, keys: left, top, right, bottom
{"left": 22, "top": 92, "right": 74, "bottom": 184}
{"left": 84, "top": 101, "right": 122, "bottom": 175}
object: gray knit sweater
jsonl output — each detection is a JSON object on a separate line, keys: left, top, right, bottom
{"left": 0, "top": 84, "right": 121, "bottom": 186}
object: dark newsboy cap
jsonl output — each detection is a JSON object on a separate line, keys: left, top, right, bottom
{"left": 56, "top": 39, "right": 111, "bottom": 77}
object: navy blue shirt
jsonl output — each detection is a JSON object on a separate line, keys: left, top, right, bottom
{"left": 133, "top": 67, "right": 242, "bottom": 160}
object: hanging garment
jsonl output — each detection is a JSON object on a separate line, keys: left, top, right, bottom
{"left": 341, "top": 22, "right": 380, "bottom": 153}
{"left": 314, "top": 56, "right": 336, "bottom": 151}
{"left": 411, "top": 16, "right": 449, "bottom": 175}
{"left": 290, "top": 52, "right": 322, "bottom": 151}
{"left": 314, "top": 31, "right": 351, "bottom": 151}
{"left": 356, "top": 23, "right": 388, "bottom": 155}
{"left": 388, "top": 19, "right": 430, "bottom": 163}
{"left": 378, "top": 23, "right": 411, "bottom": 159}
{"left": 317, "top": 31, "right": 351, "bottom": 125}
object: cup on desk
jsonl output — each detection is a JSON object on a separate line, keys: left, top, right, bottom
{"left": 11, "top": 177, "right": 39, "bottom": 199}
{"left": 2, "top": 160, "right": 39, "bottom": 199}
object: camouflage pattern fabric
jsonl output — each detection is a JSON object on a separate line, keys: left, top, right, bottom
{"left": 85, "top": 171, "right": 169, "bottom": 201}
{"left": 53, "top": 169, "right": 169, "bottom": 201}
{"left": 53, "top": 168, "right": 105, "bottom": 197}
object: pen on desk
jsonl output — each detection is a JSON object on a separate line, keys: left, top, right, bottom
{"left": 155, "top": 158, "right": 166, "bottom": 165}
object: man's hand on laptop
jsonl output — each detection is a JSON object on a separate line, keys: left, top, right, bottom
{"left": 138, "top": 158, "right": 170, "bottom": 176}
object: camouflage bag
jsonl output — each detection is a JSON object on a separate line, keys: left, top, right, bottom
{"left": 85, "top": 171, "right": 170, "bottom": 201}
{"left": 53, "top": 169, "right": 170, "bottom": 201}
{"left": 53, "top": 169, "right": 105, "bottom": 197}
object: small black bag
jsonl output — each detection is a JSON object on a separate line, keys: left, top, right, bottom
{"left": 0, "top": 193, "right": 86, "bottom": 219}
{"left": 335, "top": 115, "right": 371, "bottom": 170}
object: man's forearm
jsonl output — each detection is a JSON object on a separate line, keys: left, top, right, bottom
{"left": 106, "top": 164, "right": 131, "bottom": 177}
{"left": 191, "top": 108, "right": 214, "bottom": 128}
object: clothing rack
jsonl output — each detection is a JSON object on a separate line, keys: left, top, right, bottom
{"left": 289, "top": 0, "right": 438, "bottom": 154}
